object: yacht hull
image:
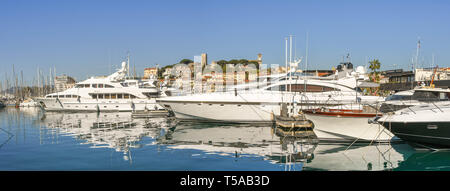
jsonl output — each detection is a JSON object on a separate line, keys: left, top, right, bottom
{"left": 36, "top": 98, "right": 162, "bottom": 112}
{"left": 159, "top": 101, "right": 277, "bottom": 123}
{"left": 305, "top": 114, "right": 395, "bottom": 143}
{"left": 380, "top": 121, "right": 450, "bottom": 149}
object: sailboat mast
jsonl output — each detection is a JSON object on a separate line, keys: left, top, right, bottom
{"left": 37, "top": 67, "right": 39, "bottom": 97}
{"left": 127, "top": 52, "right": 130, "bottom": 78}
{"left": 285, "top": 37, "right": 288, "bottom": 92}
{"left": 304, "top": 32, "right": 309, "bottom": 92}
{"left": 413, "top": 38, "right": 420, "bottom": 89}
{"left": 289, "top": 35, "right": 293, "bottom": 92}
{"left": 415, "top": 38, "right": 420, "bottom": 71}
{"left": 20, "top": 70, "right": 23, "bottom": 99}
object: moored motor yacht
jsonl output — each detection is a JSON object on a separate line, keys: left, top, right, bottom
{"left": 377, "top": 102, "right": 450, "bottom": 149}
{"left": 158, "top": 60, "right": 383, "bottom": 120}
{"left": 35, "top": 59, "right": 164, "bottom": 112}
{"left": 380, "top": 87, "right": 450, "bottom": 113}
{"left": 157, "top": 61, "right": 391, "bottom": 142}
{"left": 19, "top": 98, "right": 39, "bottom": 107}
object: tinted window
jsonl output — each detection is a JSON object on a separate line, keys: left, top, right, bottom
{"left": 412, "top": 91, "right": 439, "bottom": 101}
{"left": 267, "top": 84, "right": 338, "bottom": 92}
{"left": 386, "top": 95, "right": 412, "bottom": 101}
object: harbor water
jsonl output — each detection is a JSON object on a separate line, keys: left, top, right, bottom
{"left": 0, "top": 107, "right": 447, "bottom": 171}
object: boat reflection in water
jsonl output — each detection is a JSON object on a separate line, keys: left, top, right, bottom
{"left": 159, "top": 122, "right": 319, "bottom": 170}
{"left": 159, "top": 121, "right": 409, "bottom": 171}
{"left": 303, "top": 142, "right": 413, "bottom": 171}
{"left": 38, "top": 111, "right": 176, "bottom": 161}
{"left": 33, "top": 109, "right": 412, "bottom": 170}
{"left": 394, "top": 150, "right": 450, "bottom": 171}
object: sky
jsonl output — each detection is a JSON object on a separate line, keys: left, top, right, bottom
{"left": 1, "top": 0, "right": 450, "bottom": 84}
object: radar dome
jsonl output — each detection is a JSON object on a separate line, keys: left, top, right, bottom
{"left": 356, "top": 66, "right": 366, "bottom": 74}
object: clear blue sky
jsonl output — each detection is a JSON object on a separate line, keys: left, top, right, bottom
{"left": 1, "top": 0, "right": 450, "bottom": 83}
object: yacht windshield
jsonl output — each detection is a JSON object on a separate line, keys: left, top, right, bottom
{"left": 385, "top": 95, "right": 412, "bottom": 101}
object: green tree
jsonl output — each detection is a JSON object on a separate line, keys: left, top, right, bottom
{"left": 229, "top": 59, "right": 239, "bottom": 65}
{"left": 179, "top": 59, "right": 193, "bottom": 65}
{"left": 369, "top": 59, "right": 381, "bottom": 82}
{"left": 367, "top": 59, "right": 381, "bottom": 95}
{"left": 238, "top": 59, "right": 248, "bottom": 65}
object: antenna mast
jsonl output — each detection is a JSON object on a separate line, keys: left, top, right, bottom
{"left": 413, "top": 38, "right": 421, "bottom": 89}
{"left": 127, "top": 51, "right": 130, "bottom": 78}
{"left": 285, "top": 37, "right": 288, "bottom": 92}
{"left": 289, "top": 35, "right": 293, "bottom": 92}
{"left": 304, "top": 32, "right": 309, "bottom": 92}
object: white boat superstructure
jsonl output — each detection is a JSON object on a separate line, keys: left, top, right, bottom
{"left": 380, "top": 87, "right": 450, "bottom": 113}
{"left": 36, "top": 60, "right": 164, "bottom": 112}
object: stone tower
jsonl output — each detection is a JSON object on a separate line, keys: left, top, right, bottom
{"left": 201, "top": 53, "right": 207, "bottom": 68}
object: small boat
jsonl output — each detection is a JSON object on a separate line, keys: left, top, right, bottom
{"left": 131, "top": 109, "right": 170, "bottom": 118}
{"left": 19, "top": 98, "right": 39, "bottom": 107}
{"left": 303, "top": 104, "right": 395, "bottom": 143}
{"left": 0, "top": 101, "right": 5, "bottom": 108}
{"left": 377, "top": 102, "right": 450, "bottom": 149}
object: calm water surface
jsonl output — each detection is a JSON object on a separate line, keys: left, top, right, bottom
{"left": 0, "top": 107, "right": 446, "bottom": 171}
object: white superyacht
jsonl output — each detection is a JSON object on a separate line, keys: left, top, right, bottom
{"left": 157, "top": 62, "right": 383, "bottom": 122}
{"left": 36, "top": 60, "right": 164, "bottom": 112}
{"left": 157, "top": 61, "right": 394, "bottom": 141}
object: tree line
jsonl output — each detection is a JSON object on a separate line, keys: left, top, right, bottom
{"left": 158, "top": 58, "right": 261, "bottom": 78}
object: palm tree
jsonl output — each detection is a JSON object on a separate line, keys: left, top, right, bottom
{"left": 369, "top": 59, "right": 381, "bottom": 82}
{"left": 367, "top": 59, "right": 382, "bottom": 95}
